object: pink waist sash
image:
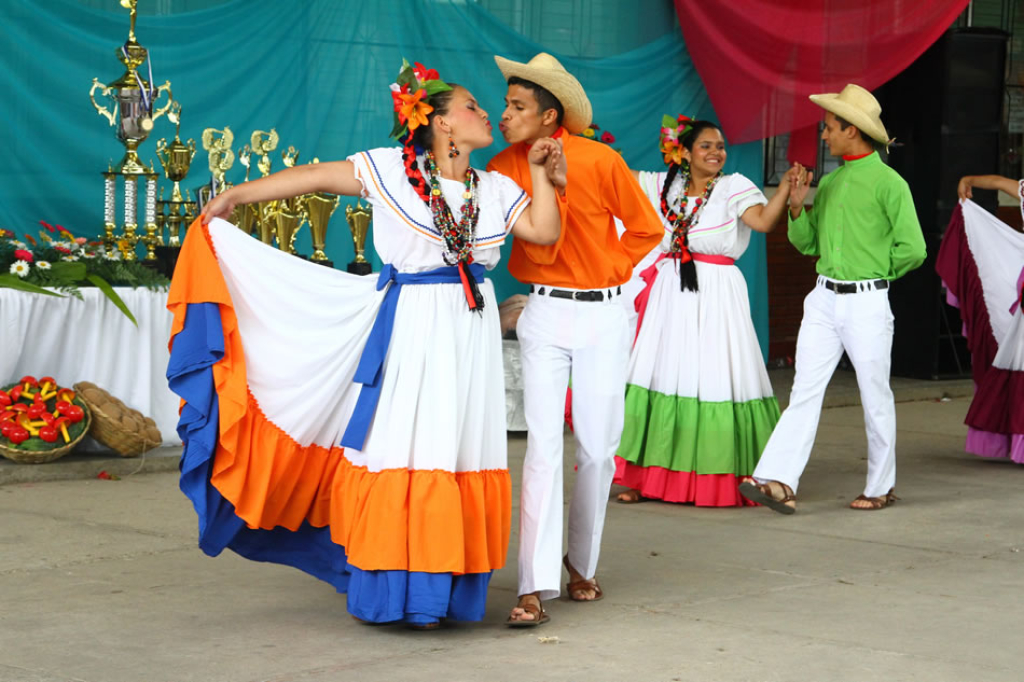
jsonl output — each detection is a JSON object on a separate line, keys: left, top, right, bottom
{"left": 632, "top": 251, "right": 735, "bottom": 344}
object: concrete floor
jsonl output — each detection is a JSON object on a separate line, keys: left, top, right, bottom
{"left": 2, "top": 389, "right": 1022, "bottom": 681}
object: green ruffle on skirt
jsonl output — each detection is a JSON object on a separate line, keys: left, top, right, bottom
{"left": 617, "top": 385, "right": 781, "bottom": 476}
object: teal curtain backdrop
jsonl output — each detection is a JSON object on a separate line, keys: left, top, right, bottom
{"left": 0, "top": 0, "right": 769, "bottom": 358}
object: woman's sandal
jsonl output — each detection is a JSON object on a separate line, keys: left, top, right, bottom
{"left": 616, "top": 489, "right": 649, "bottom": 504}
{"left": 563, "top": 555, "right": 604, "bottom": 602}
{"left": 506, "top": 594, "right": 549, "bottom": 628}
{"left": 738, "top": 479, "right": 797, "bottom": 515}
{"left": 850, "top": 488, "right": 899, "bottom": 510}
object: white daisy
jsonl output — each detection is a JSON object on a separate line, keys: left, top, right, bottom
{"left": 9, "top": 260, "right": 30, "bottom": 277}
{"left": 35, "top": 260, "right": 51, "bottom": 270}
{"left": 104, "top": 251, "right": 121, "bottom": 261}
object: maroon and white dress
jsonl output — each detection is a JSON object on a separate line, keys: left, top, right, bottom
{"left": 936, "top": 194, "right": 1024, "bottom": 463}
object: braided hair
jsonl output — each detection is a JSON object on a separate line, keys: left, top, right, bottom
{"left": 401, "top": 85, "right": 460, "bottom": 205}
{"left": 659, "top": 120, "right": 721, "bottom": 292}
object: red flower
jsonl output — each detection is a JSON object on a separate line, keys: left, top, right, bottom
{"left": 54, "top": 246, "right": 71, "bottom": 255}
{"left": 39, "top": 220, "right": 55, "bottom": 233}
{"left": 601, "top": 131, "right": 616, "bottom": 144}
{"left": 413, "top": 62, "right": 440, "bottom": 82}
{"left": 14, "top": 249, "right": 33, "bottom": 263}
{"left": 23, "top": 234, "right": 36, "bottom": 246}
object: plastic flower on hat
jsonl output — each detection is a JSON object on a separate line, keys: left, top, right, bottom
{"left": 35, "top": 260, "right": 51, "bottom": 270}
{"left": 9, "top": 260, "right": 30, "bottom": 277}
{"left": 13, "top": 249, "right": 33, "bottom": 263}
{"left": 388, "top": 58, "right": 452, "bottom": 141}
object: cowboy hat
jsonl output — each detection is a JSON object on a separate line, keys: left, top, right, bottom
{"left": 809, "top": 84, "right": 890, "bottom": 145}
{"left": 494, "top": 52, "right": 593, "bottom": 134}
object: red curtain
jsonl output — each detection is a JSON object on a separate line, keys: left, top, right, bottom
{"left": 674, "top": 0, "right": 970, "bottom": 165}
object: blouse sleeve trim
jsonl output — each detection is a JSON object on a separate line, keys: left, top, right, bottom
{"left": 355, "top": 150, "right": 443, "bottom": 244}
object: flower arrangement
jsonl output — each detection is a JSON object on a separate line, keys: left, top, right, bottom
{"left": 0, "top": 376, "right": 90, "bottom": 461}
{"left": 580, "top": 122, "right": 617, "bottom": 146}
{"left": 388, "top": 59, "right": 452, "bottom": 141}
{"left": 0, "top": 221, "right": 170, "bottom": 324}
{"left": 660, "top": 114, "right": 694, "bottom": 166}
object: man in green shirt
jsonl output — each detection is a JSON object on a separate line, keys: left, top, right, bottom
{"left": 740, "top": 84, "right": 927, "bottom": 514}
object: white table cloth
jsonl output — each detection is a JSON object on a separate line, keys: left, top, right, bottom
{"left": 0, "top": 287, "right": 180, "bottom": 447}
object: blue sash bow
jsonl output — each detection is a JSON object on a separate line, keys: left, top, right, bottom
{"left": 340, "top": 262, "right": 485, "bottom": 450}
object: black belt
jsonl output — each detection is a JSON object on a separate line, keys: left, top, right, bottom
{"left": 530, "top": 285, "right": 621, "bottom": 302}
{"left": 823, "top": 279, "right": 888, "bottom": 294}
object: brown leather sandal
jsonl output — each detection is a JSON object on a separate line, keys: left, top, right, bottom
{"left": 506, "top": 594, "right": 549, "bottom": 628}
{"left": 738, "top": 479, "right": 797, "bottom": 515}
{"left": 850, "top": 488, "right": 899, "bottom": 510}
{"left": 563, "top": 555, "right": 604, "bottom": 602}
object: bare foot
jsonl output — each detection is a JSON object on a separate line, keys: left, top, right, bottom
{"left": 616, "top": 489, "right": 646, "bottom": 503}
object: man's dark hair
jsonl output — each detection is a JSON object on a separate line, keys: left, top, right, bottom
{"left": 508, "top": 77, "right": 565, "bottom": 126}
{"left": 835, "top": 115, "right": 877, "bottom": 146}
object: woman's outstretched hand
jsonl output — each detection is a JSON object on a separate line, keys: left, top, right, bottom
{"left": 201, "top": 189, "right": 238, "bottom": 225}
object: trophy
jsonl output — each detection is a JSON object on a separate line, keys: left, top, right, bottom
{"left": 250, "top": 129, "right": 279, "bottom": 241}
{"left": 89, "top": 0, "right": 173, "bottom": 259}
{"left": 268, "top": 201, "right": 306, "bottom": 255}
{"left": 345, "top": 202, "right": 373, "bottom": 275}
{"left": 154, "top": 104, "right": 198, "bottom": 260}
{"left": 198, "top": 126, "right": 235, "bottom": 210}
{"left": 307, "top": 188, "right": 340, "bottom": 267}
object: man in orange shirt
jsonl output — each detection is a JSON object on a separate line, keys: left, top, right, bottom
{"left": 488, "top": 53, "right": 663, "bottom": 627}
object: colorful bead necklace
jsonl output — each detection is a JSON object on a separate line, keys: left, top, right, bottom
{"left": 422, "top": 150, "right": 480, "bottom": 266}
{"left": 661, "top": 169, "right": 722, "bottom": 256}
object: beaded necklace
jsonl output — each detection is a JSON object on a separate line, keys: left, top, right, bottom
{"left": 661, "top": 169, "right": 722, "bottom": 255}
{"left": 422, "top": 150, "right": 480, "bottom": 266}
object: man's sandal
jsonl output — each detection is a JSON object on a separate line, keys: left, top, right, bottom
{"left": 850, "top": 488, "right": 899, "bottom": 510}
{"left": 506, "top": 594, "right": 549, "bottom": 628}
{"left": 738, "top": 479, "right": 797, "bottom": 515}
{"left": 563, "top": 555, "right": 604, "bottom": 602}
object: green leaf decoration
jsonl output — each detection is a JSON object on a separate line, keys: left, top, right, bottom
{"left": 85, "top": 273, "right": 138, "bottom": 326}
{"left": 662, "top": 114, "right": 678, "bottom": 130}
{"left": 49, "top": 261, "right": 87, "bottom": 280}
{"left": 424, "top": 80, "right": 452, "bottom": 97}
{"left": 0, "top": 273, "right": 65, "bottom": 296}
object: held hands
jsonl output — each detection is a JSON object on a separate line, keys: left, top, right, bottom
{"left": 788, "top": 162, "right": 813, "bottom": 210}
{"left": 200, "top": 189, "right": 237, "bottom": 225}
{"left": 528, "top": 137, "right": 567, "bottom": 189}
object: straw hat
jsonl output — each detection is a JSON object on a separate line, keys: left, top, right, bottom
{"left": 809, "top": 84, "right": 890, "bottom": 145}
{"left": 494, "top": 53, "right": 593, "bottom": 134}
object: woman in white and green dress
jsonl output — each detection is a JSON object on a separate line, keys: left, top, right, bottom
{"left": 614, "top": 118, "right": 793, "bottom": 506}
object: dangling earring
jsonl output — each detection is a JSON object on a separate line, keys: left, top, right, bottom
{"left": 448, "top": 135, "right": 460, "bottom": 158}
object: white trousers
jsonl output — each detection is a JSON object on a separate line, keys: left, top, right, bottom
{"left": 753, "top": 277, "right": 897, "bottom": 498}
{"left": 516, "top": 288, "right": 630, "bottom": 600}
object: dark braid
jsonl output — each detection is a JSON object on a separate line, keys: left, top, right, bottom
{"left": 403, "top": 84, "right": 459, "bottom": 206}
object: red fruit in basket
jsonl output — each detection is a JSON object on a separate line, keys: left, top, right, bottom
{"left": 10, "top": 385, "right": 22, "bottom": 401}
{"left": 39, "top": 412, "right": 55, "bottom": 426}
{"left": 7, "top": 426, "right": 30, "bottom": 444}
{"left": 1, "top": 410, "right": 15, "bottom": 422}
{"left": 10, "top": 403, "right": 28, "bottom": 413}
{"left": 1, "top": 422, "right": 16, "bottom": 438}
{"left": 38, "top": 426, "right": 58, "bottom": 443}
{"left": 0, "top": 391, "right": 10, "bottom": 407}
{"left": 18, "top": 376, "right": 38, "bottom": 388}
{"left": 55, "top": 401, "right": 71, "bottom": 416}
{"left": 66, "top": 405, "right": 85, "bottom": 423}
{"left": 38, "top": 376, "right": 56, "bottom": 388}
{"left": 27, "top": 404, "right": 46, "bottom": 419}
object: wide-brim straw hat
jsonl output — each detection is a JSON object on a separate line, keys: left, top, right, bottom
{"left": 494, "top": 52, "right": 593, "bottom": 134}
{"left": 809, "top": 84, "right": 890, "bottom": 145}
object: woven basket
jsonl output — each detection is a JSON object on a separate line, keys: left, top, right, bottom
{"left": 0, "top": 404, "right": 92, "bottom": 465}
{"left": 73, "top": 382, "right": 162, "bottom": 457}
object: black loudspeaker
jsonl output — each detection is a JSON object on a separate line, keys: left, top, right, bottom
{"left": 874, "top": 28, "right": 1008, "bottom": 379}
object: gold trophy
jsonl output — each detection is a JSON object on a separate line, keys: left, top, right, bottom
{"left": 269, "top": 201, "right": 306, "bottom": 254}
{"left": 251, "top": 129, "right": 279, "bottom": 243}
{"left": 345, "top": 202, "right": 373, "bottom": 275}
{"left": 154, "top": 104, "right": 197, "bottom": 254}
{"left": 306, "top": 168, "right": 340, "bottom": 267}
{"left": 89, "top": 0, "right": 172, "bottom": 259}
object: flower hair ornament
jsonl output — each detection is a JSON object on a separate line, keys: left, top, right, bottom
{"left": 388, "top": 59, "right": 452, "bottom": 142}
{"left": 659, "top": 114, "right": 693, "bottom": 166}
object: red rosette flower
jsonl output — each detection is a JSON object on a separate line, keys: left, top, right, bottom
{"left": 39, "top": 220, "right": 55, "bottom": 233}
{"left": 601, "top": 131, "right": 615, "bottom": 144}
{"left": 14, "top": 249, "right": 33, "bottom": 263}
